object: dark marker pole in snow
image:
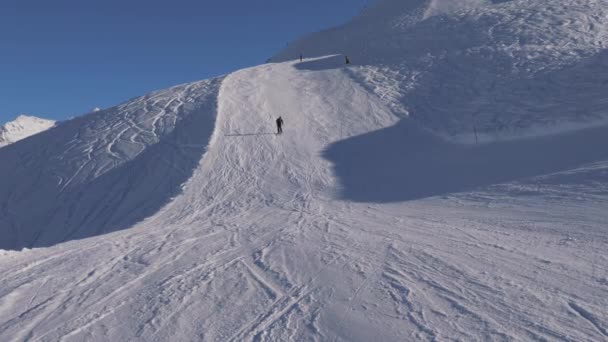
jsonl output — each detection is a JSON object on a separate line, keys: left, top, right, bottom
{"left": 472, "top": 114, "right": 479, "bottom": 144}
{"left": 473, "top": 124, "right": 479, "bottom": 144}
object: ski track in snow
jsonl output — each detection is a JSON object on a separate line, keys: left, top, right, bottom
{"left": 1, "top": 0, "right": 608, "bottom": 340}
{"left": 0, "top": 60, "right": 605, "bottom": 341}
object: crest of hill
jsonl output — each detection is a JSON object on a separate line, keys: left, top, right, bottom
{"left": 274, "top": 0, "right": 608, "bottom": 141}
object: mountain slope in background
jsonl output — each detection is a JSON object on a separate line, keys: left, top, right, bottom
{"left": 0, "top": 0, "right": 607, "bottom": 341}
{"left": 275, "top": 0, "right": 608, "bottom": 141}
{"left": 0, "top": 115, "right": 55, "bottom": 147}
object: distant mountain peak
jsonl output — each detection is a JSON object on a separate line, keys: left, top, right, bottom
{"left": 0, "top": 114, "right": 55, "bottom": 147}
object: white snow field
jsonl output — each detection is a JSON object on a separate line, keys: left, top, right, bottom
{"left": 0, "top": 115, "right": 55, "bottom": 148}
{"left": 1, "top": 0, "right": 608, "bottom": 341}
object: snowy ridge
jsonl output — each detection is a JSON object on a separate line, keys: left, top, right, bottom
{"left": 0, "top": 115, "right": 55, "bottom": 147}
{"left": 275, "top": 0, "right": 608, "bottom": 141}
{"left": 0, "top": 0, "right": 606, "bottom": 340}
{"left": 0, "top": 78, "right": 223, "bottom": 249}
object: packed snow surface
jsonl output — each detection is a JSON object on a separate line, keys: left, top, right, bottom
{"left": 0, "top": 0, "right": 607, "bottom": 341}
{"left": 0, "top": 115, "right": 55, "bottom": 147}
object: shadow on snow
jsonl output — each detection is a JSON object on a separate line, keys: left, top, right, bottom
{"left": 294, "top": 55, "right": 346, "bottom": 72}
{"left": 323, "top": 120, "right": 608, "bottom": 203}
{"left": 0, "top": 86, "right": 220, "bottom": 250}
{"left": 225, "top": 133, "right": 276, "bottom": 137}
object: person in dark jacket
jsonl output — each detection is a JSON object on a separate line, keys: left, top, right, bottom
{"left": 276, "top": 116, "right": 284, "bottom": 135}
{"left": 345, "top": 55, "right": 350, "bottom": 64}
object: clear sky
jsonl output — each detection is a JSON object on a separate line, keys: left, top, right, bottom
{"left": 0, "top": 0, "right": 365, "bottom": 123}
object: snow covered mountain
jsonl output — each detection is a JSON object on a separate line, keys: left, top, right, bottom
{"left": 275, "top": 0, "right": 608, "bottom": 141}
{"left": 0, "top": 115, "right": 55, "bottom": 147}
{"left": 0, "top": 0, "right": 607, "bottom": 341}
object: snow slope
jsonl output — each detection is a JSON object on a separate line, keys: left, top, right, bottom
{"left": 0, "top": 0, "right": 607, "bottom": 341}
{"left": 0, "top": 79, "right": 222, "bottom": 249}
{"left": 0, "top": 58, "right": 606, "bottom": 341}
{"left": 275, "top": 0, "right": 608, "bottom": 141}
{"left": 0, "top": 115, "right": 55, "bottom": 148}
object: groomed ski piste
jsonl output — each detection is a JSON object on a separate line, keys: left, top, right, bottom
{"left": 1, "top": 0, "right": 608, "bottom": 341}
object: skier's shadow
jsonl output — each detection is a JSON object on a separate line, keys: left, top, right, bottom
{"left": 225, "top": 132, "right": 276, "bottom": 137}
{"left": 295, "top": 55, "right": 344, "bottom": 71}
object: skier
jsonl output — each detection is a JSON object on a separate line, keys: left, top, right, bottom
{"left": 276, "top": 116, "right": 284, "bottom": 135}
{"left": 345, "top": 55, "right": 350, "bottom": 64}
{"left": 300, "top": 53, "right": 303, "bottom": 62}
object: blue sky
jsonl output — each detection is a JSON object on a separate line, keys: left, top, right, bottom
{"left": 0, "top": 0, "right": 365, "bottom": 123}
